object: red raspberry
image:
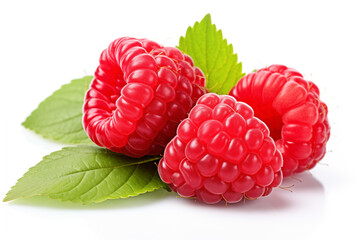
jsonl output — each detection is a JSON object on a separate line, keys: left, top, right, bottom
{"left": 158, "top": 93, "right": 283, "bottom": 204}
{"left": 83, "top": 37, "right": 207, "bottom": 157}
{"left": 229, "top": 64, "right": 330, "bottom": 177}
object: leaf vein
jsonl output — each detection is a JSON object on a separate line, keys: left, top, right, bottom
{"left": 27, "top": 113, "right": 82, "bottom": 128}
{"left": 109, "top": 165, "right": 138, "bottom": 197}
{"left": 62, "top": 158, "right": 160, "bottom": 177}
{"left": 80, "top": 168, "right": 115, "bottom": 198}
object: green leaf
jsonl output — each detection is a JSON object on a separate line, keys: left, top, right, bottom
{"left": 22, "top": 76, "right": 93, "bottom": 144}
{"left": 4, "top": 146, "right": 166, "bottom": 204}
{"left": 178, "top": 14, "right": 245, "bottom": 94}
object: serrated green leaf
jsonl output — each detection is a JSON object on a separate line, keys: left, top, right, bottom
{"left": 4, "top": 146, "right": 166, "bottom": 204}
{"left": 178, "top": 14, "right": 245, "bottom": 94}
{"left": 22, "top": 76, "right": 93, "bottom": 144}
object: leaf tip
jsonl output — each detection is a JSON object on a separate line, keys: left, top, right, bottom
{"left": 21, "top": 116, "right": 31, "bottom": 128}
{"left": 3, "top": 194, "right": 13, "bottom": 202}
{"left": 202, "top": 13, "right": 212, "bottom": 23}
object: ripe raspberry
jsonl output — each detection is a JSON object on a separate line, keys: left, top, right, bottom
{"left": 83, "top": 37, "right": 207, "bottom": 157}
{"left": 158, "top": 93, "right": 283, "bottom": 204}
{"left": 229, "top": 65, "right": 330, "bottom": 177}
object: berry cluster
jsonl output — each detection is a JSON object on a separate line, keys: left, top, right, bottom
{"left": 83, "top": 37, "right": 330, "bottom": 204}
{"left": 158, "top": 94, "right": 283, "bottom": 204}
{"left": 83, "top": 37, "right": 207, "bottom": 157}
{"left": 229, "top": 65, "right": 330, "bottom": 177}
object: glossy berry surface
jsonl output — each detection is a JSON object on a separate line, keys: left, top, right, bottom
{"left": 229, "top": 64, "right": 330, "bottom": 177}
{"left": 158, "top": 93, "right": 283, "bottom": 204}
{"left": 83, "top": 37, "right": 207, "bottom": 157}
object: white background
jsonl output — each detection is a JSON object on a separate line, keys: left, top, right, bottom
{"left": 0, "top": 0, "right": 359, "bottom": 239}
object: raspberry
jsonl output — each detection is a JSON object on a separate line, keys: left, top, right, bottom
{"left": 83, "top": 37, "right": 207, "bottom": 157}
{"left": 229, "top": 64, "right": 330, "bottom": 177}
{"left": 158, "top": 93, "right": 283, "bottom": 204}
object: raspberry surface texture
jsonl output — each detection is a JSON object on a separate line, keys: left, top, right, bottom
{"left": 158, "top": 93, "right": 283, "bottom": 204}
{"left": 229, "top": 64, "right": 330, "bottom": 177}
{"left": 83, "top": 37, "right": 207, "bottom": 157}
